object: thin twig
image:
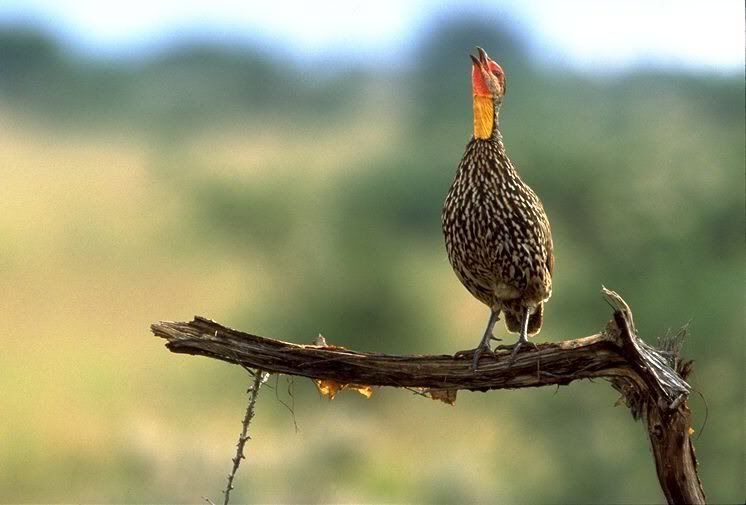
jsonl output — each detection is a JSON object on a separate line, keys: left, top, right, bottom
{"left": 223, "top": 369, "right": 266, "bottom": 505}
{"left": 693, "top": 388, "right": 709, "bottom": 440}
{"left": 274, "top": 374, "right": 299, "bottom": 433}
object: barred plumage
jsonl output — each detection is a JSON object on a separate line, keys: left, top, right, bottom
{"left": 443, "top": 47, "right": 554, "bottom": 369}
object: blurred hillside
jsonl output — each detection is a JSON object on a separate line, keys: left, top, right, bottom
{"left": 0, "top": 20, "right": 743, "bottom": 503}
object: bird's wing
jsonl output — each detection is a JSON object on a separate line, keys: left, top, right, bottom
{"left": 545, "top": 227, "right": 554, "bottom": 278}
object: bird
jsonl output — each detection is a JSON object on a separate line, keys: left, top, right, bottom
{"left": 442, "top": 47, "right": 554, "bottom": 370}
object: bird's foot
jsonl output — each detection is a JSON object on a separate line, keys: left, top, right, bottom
{"left": 471, "top": 342, "right": 492, "bottom": 371}
{"left": 453, "top": 348, "right": 472, "bottom": 359}
{"left": 454, "top": 311, "right": 502, "bottom": 371}
{"left": 454, "top": 340, "right": 496, "bottom": 371}
{"left": 495, "top": 339, "right": 537, "bottom": 362}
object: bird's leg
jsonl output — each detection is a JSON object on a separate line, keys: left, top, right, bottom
{"left": 454, "top": 309, "right": 501, "bottom": 370}
{"left": 472, "top": 309, "right": 501, "bottom": 370}
{"left": 495, "top": 306, "right": 537, "bottom": 361}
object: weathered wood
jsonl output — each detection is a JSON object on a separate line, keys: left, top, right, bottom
{"left": 151, "top": 289, "right": 705, "bottom": 504}
{"left": 603, "top": 289, "right": 705, "bottom": 504}
{"left": 154, "top": 318, "right": 628, "bottom": 390}
{"left": 646, "top": 399, "right": 704, "bottom": 504}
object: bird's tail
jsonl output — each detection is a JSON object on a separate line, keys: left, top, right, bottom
{"left": 504, "top": 303, "right": 543, "bottom": 335}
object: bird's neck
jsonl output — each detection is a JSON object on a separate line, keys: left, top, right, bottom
{"left": 473, "top": 95, "right": 500, "bottom": 140}
{"left": 469, "top": 121, "right": 516, "bottom": 180}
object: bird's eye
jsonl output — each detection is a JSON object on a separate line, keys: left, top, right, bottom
{"left": 487, "top": 61, "right": 503, "bottom": 77}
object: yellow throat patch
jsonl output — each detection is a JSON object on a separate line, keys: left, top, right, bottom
{"left": 473, "top": 95, "right": 494, "bottom": 139}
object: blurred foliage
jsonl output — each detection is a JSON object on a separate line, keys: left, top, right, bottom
{"left": 0, "top": 17, "right": 743, "bottom": 504}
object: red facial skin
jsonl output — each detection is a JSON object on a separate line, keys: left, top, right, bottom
{"left": 472, "top": 58, "right": 506, "bottom": 97}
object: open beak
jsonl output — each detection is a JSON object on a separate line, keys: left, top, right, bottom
{"left": 476, "top": 46, "right": 488, "bottom": 63}
{"left": 470, "top": 47, "right": 489, "bottom": 68}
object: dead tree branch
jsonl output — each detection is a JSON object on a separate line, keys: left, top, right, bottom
{"left": 152, "top": 289, "right": 705, "bottom": 504}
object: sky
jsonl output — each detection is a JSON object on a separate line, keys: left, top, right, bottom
{"left": 0, "top": 0, "right": 743, "bottom": 73}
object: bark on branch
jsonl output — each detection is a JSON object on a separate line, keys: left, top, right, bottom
{"left": 151, "top": 288, "right": 705, "bottom": 504}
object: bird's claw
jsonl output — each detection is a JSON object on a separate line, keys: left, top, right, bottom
{"left": 453, "top": 348, "right": 473, "bottom": 359}
{"left": 454, "top": 342, "right": 496, "bottom": 371}
{"left": 495, "top": 340, "right": 537, "bottom": 362}
{"left": 455, "top": 312, "right": 501, "bottom": 372}
{"left": 471, "top": 344, "right": 490, "bottom": 371}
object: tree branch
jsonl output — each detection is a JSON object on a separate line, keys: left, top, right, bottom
{"left": 151, "top": 289, "right": 705, "bottom": 504}
{"left": 152, "top": 320, "right": 627, "bottom": 391}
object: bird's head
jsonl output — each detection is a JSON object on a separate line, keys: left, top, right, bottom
{"left": 470, "top": 47, "right": 505, "bottom": 139}
{"left": 471, "top": 47, "right": 506, "bottom": 100}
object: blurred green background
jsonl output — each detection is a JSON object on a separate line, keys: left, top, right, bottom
{"left": 0, "top": 3, "right": 743, "bottom": 503}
